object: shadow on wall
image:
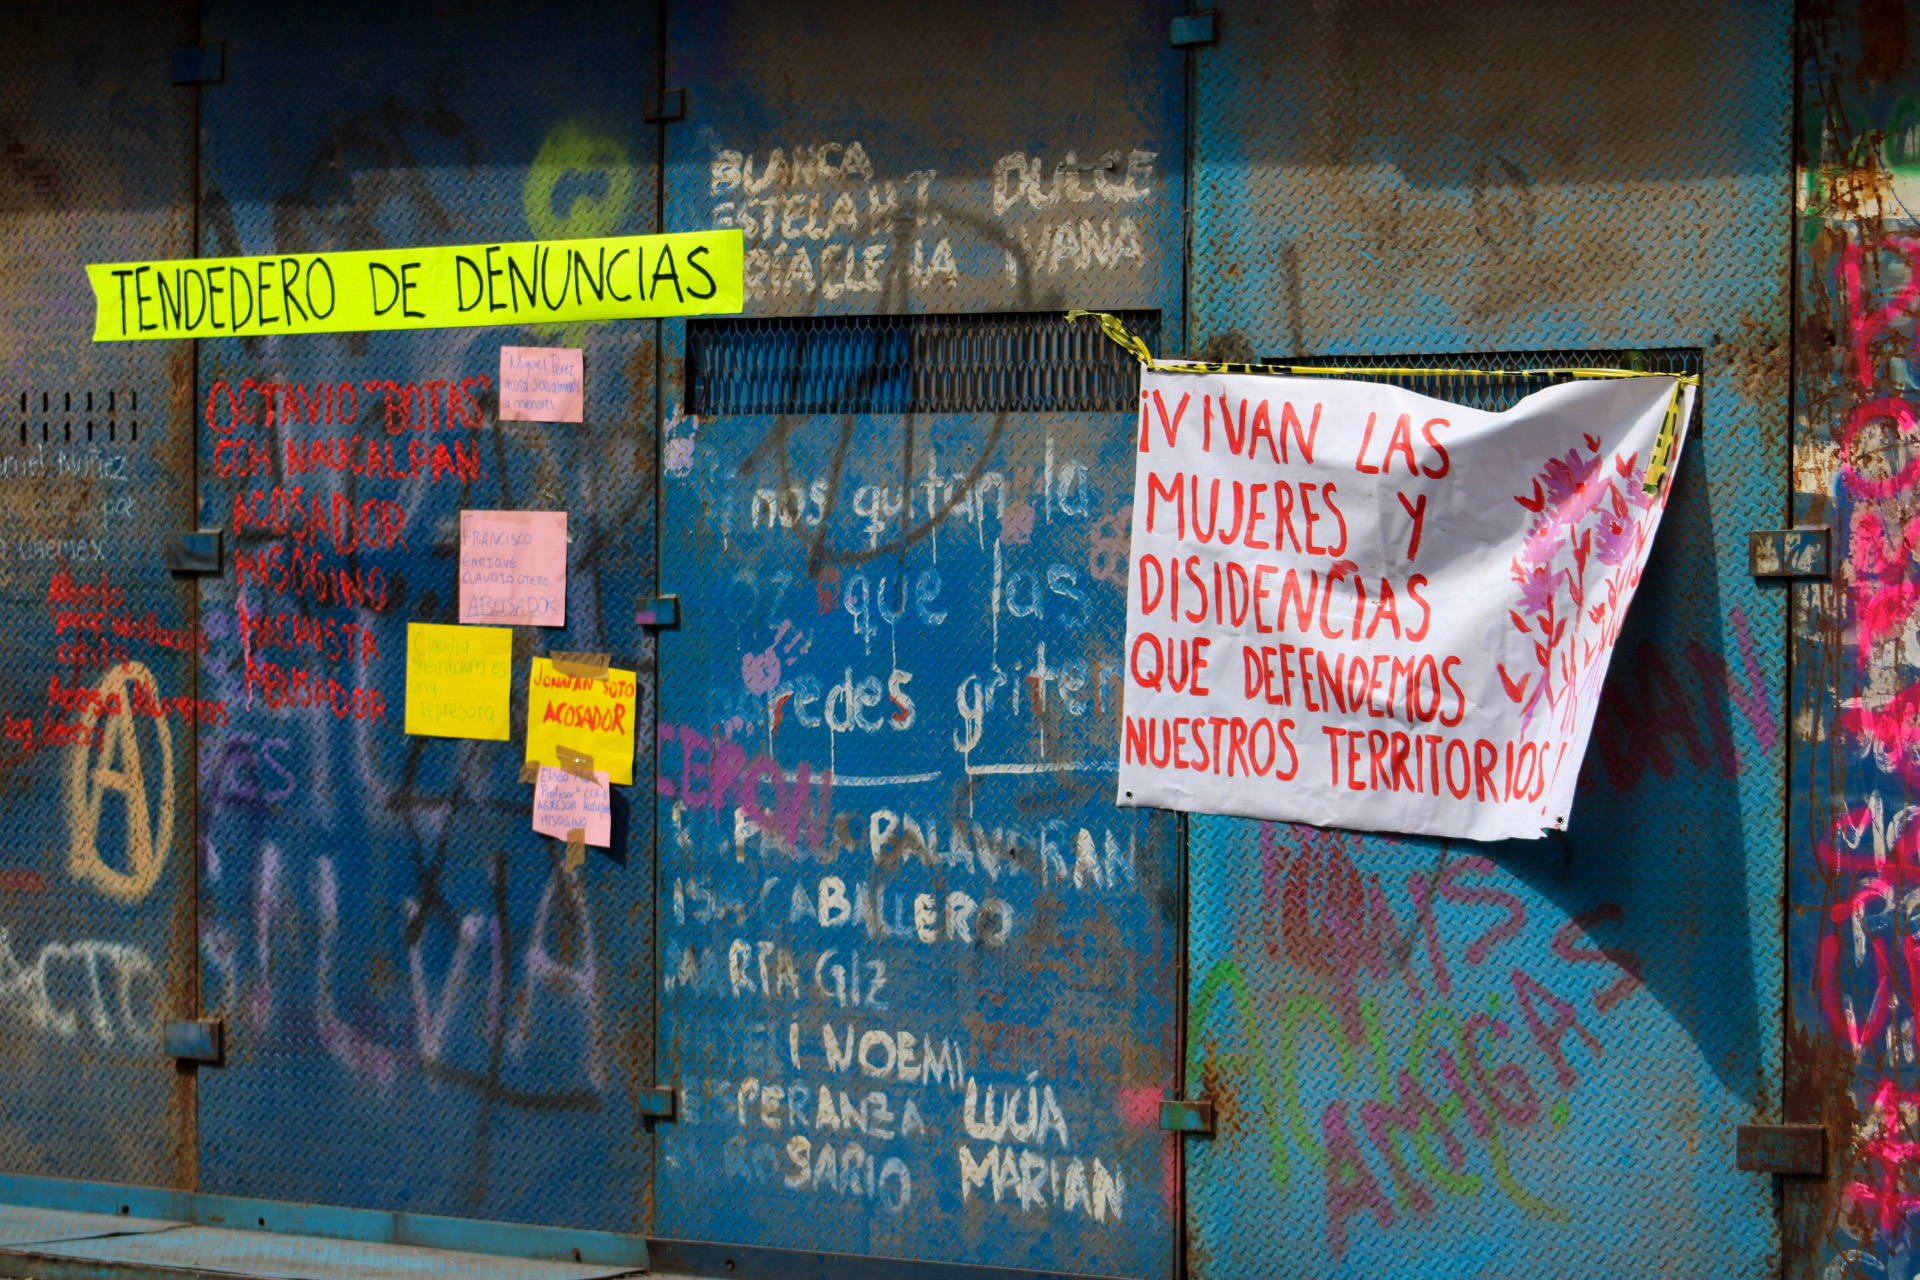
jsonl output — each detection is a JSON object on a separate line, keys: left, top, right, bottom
{"left": 1547, "top": 435, "right": 1777, "bottom": 1110}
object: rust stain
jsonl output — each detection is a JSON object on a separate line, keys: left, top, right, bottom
{"left": 1198, "top": 1036, "right": 1240, "bottom": 1141}
{"left": 0, "top": 105, "right": 72, "bottom": 212}
{"left": 1822, "top": 159, "right": 1897, "bottom": 225}
{"left": 1717, "top": 313, "right": 1792, "bottom": 420}
{"left": 1782, "top": 1019, "right": 1868, "bottom": 1277}
{"left": 1857, "top": 0, "right": 1913, "bottom": 85}
{"left": 1198, "top": 331, "right": 1256, "bottom": 365}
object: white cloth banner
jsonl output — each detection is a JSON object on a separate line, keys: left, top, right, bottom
{"left": 1116, "top": 367, "right": 1694, "bottom": 841}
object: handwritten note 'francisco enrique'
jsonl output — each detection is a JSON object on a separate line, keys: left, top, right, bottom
{"left": 459, "top": 510, "right": 566, "bottom": 626}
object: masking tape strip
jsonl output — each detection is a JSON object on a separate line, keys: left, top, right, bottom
{"left": 554, "top": 744, "right": 597, "bottom": 780}
{"left": 550, "top": 651, "right": 610, "bottom": 679}
{"left": 519, "top": 761, "right": 542, "bottom": 783}
{"left": 565, "top": 829, "right": 586, "bottom": 873}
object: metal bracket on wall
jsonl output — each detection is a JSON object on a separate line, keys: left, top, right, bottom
{"left": 644, "top": 87, "right": 686, "bottom": 123}
{"left": 1170, "top": 12, "right": 1217, "bottom": 47}
{"left": 636, "top": 1087, "right": 677, "bottom": 1120}
{"left": 1748, "top": 526, "right": 1830, "bottom": 578}
{"left": 1735, "top": 1123, "right": 1825, "bottom": 1175}
{"left": 163, "top": 1018, "right": 225, "bottom": 1066}
{"left": 170, "top": 44, "right": 225, "bottom": 85}
{"left": 162, "top": 529, "right": 224, "bottom": 575}
{"left": 1159, "top": 1099, "right": 1215, "bottom": 1134}
{"left": 635, "top": 595, "right": 680, "bottom": 628}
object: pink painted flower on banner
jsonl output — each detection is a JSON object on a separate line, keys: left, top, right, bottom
{"left": 1542, "top": 445, "right": 1606, "bottom": 515}
{"left": 1514, "top": 563, "right": 1560, "bottom": 616}
{"left": 1591, "top": 507, "right": 1637, "bottom": 567}
{"left": 1518, "top": 519, "right": 1566, "bottom": 571}
{"left": 1502, "top": 434, "right": 1663, "bottom": 731}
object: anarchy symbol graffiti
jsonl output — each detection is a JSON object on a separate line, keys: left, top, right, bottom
{"left": 64, "top": 661, "right": 174, "bottom": 901}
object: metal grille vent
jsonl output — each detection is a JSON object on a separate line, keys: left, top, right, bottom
{"left": 1277, "top": 347, "right": 1702, "bottom": 415}
{"left": 13, "top": 388, "right": 142, "bottom": 444}
{"left": 687, "top": 310, "right": 1161, "bottom": 415}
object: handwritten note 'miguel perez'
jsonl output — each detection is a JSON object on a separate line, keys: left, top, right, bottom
{"left": 405, "top": 623, "right": 511, "bottom": 739}
{"left": 459, "top": 510, "right": 566, "bottom": 626}
{"left": 533, "top": 765, "right": 612, "bottom": 847}
{"left": 499, "top": 346, "right": 584, "bottom": 422}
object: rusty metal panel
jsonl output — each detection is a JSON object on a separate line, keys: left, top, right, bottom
{"left": 1787, "top": 1, "right": 1920, "bottom": 1273}
{"left": 653, "top": 1, "right": 1184, "bottom": 1273}
{"left": 0, "top": 0, "right": 199, "bottom": 1189}
{"left": 1186, "top": 2, "right": 1791, "bottom": 1275}
{"left": 190, "top": 0, "right": 659, "bottom": 1229}
{"left": 1737, "top": 1124, "right": 1826, "bottom": 1176}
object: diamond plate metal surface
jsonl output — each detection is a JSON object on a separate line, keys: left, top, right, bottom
{"left": 0, "top": 0, "right": 199, "bottom": 1190}
{"left": 653, "top": 1, "right": 1184, "bottom": 1273}
{"left": 190, "top": 0, "right": 659, "bottom": 1231}
{"left": 0, "top": 3, "right": 1821, "bottom": 1275}
{"left": 1186, "top": 2, "right": 1791, "bottom": 1276}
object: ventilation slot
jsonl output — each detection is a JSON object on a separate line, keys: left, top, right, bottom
{"left": 688, "top": 311, "right": 1161, "bottom": 416}
{"left": 13, "top": 387, "right": 140, "bottom": 445}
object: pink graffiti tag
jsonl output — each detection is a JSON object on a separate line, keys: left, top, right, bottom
{"left": 1849, "top": 1081, "right": 1920, "bottom": 1234}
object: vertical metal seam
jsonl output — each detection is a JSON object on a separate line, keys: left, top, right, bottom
{"left": 648, "top": 0, "right": 670, "bottom": 1241}
{"left": 183, "top": 0, "right": 205, "bottom": 1195}
{"left": 1780, "top": 0, "right": 1804, "bottom": 1151}
{"left": 1175, "top": 13, "right": 1199, "bottom": 1276}
{"left": 1179, "top": 3, "right": 1197, "bottom": 360}
{"left": 1173, "top": 808, "right": 1191, "bottom": 1280}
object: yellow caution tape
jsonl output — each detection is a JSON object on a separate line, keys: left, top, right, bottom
{"left": 1067, "top": 310, "right": 1697, "bottom": 496}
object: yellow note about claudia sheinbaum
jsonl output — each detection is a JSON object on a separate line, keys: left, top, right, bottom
{"left": 406, "top": 623, "right": 512, "bottom": 739}
{"left": 525, "top": 657, "right": 637, "bottom": 786}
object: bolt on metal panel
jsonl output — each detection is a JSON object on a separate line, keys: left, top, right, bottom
{"left": 191, "top": 0, "right": 661, "bottom": 1232}
{"left": 1186, "top": 1, "right": 1791, "bottom": 1275}
{"left": 0, "top": 0, "right": 200, "bottom": 1191}
{"left": 655, "top": 0, "right": 1185, "bottom": 1273}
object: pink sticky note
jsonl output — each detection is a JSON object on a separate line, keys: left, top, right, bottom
{"left": 533, "top": 766, "right": 612, "bottom": 848}
{"left": 499, "top": 346, "right": 584, "bottom": 422}
{"left": 459, "top": 510, "right": 566, "bottom": 626}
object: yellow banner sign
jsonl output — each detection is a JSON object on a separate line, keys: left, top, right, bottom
{"left": 88, "top": 230, "right": 743, "bottom": 341}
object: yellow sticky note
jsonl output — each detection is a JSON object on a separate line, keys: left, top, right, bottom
{"left": 405, "top": 623, "right": 512, "bottom": 739}
{"left": 525, "top": 657, "right": 636, "bottom": 786}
